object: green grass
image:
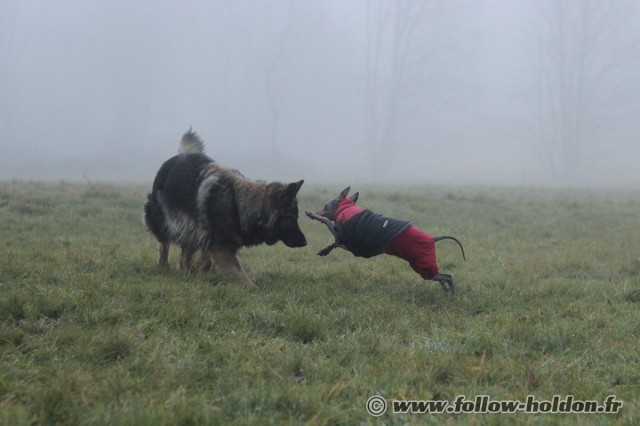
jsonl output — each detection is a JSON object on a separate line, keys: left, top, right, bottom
{"left": 1, "top": 181, "right": 639, "bottom": 425}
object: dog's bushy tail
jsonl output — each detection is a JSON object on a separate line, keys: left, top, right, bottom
{"left": 179, "top": 127, "right": 205, "bottom": 154}
{"left": 433, "top": 236, "right": 466, "bottom": 261}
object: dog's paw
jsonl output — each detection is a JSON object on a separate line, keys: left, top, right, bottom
{"left": 317, "top": 248, "right": 332, "bottom": 256}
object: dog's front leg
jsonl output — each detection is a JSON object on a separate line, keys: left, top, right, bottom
{"left": 318, "top": 243, "right": 338, "bottom": 256}
{"left": 318, "top": 242, "right": 349, "bottom": 256}
{"left": 306, "top": 211, "right": 346, "bottom": 256}
{"left": 305, "top": 211, "right": 340, "bottom": 239}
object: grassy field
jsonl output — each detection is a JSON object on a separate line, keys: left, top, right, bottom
{"left": 0, "top": 181, "right": 639, "bottom": 425}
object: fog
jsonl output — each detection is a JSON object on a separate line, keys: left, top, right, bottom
{"left": 1, "top": 0, "right": 639, "bottom": 187}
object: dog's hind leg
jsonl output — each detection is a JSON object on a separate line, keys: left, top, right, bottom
{"left": 194, "top": 249, "right": 213, "bottom": 272}
{"left": 209, "top": 246, "right": 255, "bottom": 287}
{"left": 432, "top": 273, "right": 455, "bottom": 293}
{"left": 158, "top": 243, "right": 169, "bottom": 267}
{"left": 179, "top": 246, "right": 196, "bottom": 273}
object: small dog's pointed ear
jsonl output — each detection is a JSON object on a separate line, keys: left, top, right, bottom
{"left": 350, "top": 192, "right": 359, "bottom": 203}
{"left": 339, "top": 186, "right": 350, "bottom": 199}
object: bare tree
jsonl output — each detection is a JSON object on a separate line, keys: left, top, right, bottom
{"left": 0, "top": 1, "right": 29, "bottom": 148}
{"left": 530, "top": 0, "right": 640, "bottom": 179}
{"left": 265, "top": 0, "right": 294, "bottom": 156}
{"left": 364, "top": 0, "right": 459, "bottom": 176}
{"left": 99, "top": 2, "right": 156, "bottom": 160}
{"left": 263, "top": 0, "right": 327, "bottom": 157}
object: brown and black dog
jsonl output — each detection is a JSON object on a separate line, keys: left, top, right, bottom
{"left": 306, "top": 187, "right": 465, "bottom": 291}
{"left": 144, "top": 129, "right": 307, "bottom": 286}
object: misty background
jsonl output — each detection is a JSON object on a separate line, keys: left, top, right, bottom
{"left": 1, "top": 0, "right": 639, "bottom": 187}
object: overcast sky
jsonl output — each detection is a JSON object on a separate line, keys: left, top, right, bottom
{"left": 1, "top": 0, "right": 639, "bottom": 187}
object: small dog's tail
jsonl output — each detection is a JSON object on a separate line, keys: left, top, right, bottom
{"left": 179, "top": 127, "right": 205, "bottom": 154}
{"left": 433, "top": 236, "right": 466, "bottom": 261}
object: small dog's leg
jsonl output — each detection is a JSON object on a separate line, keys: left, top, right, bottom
{"left": 158, "top": 243, "right": 169, "bottom": 266}
{"left": 318, "top": 243, "right": 338, "bottom": 256}
{"left": 306, "top": 211, "right": 345, "bottom": 256}
{"left": 318, "top": 243, "right": 348, "bottom": 256}
{"left": 432, "top": 273, "right": 455, "bottom": 293}
{"left": 306, "top": 211, "right": 340, "bottom": 240}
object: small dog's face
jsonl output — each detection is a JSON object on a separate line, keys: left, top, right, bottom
{"left": 315, "top": 186, "right": 359, "bottom": 221}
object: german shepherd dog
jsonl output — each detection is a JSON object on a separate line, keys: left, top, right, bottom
{"left": 144, "top": 129, "right": 307, "bottom": 286}
{"left": 306, "top": 187, "right": 465, "bottom": 292}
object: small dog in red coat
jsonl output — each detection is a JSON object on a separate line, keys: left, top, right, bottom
{"left": 306, "top": 187, "right": 465, "bottom": 292}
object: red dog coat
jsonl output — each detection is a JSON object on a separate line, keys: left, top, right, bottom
{"left": 334, "top": 198, "right": 439, "bottom": 279}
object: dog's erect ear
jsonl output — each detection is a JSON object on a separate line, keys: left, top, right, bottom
{"left": 284, "top": 180, "right": 304, "bottom": 200}
{"left": 339, "top": 186, "right": 350, "bottom": 199}
{"left": 350, "top": 192, "right": 359, "bottom": 203}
